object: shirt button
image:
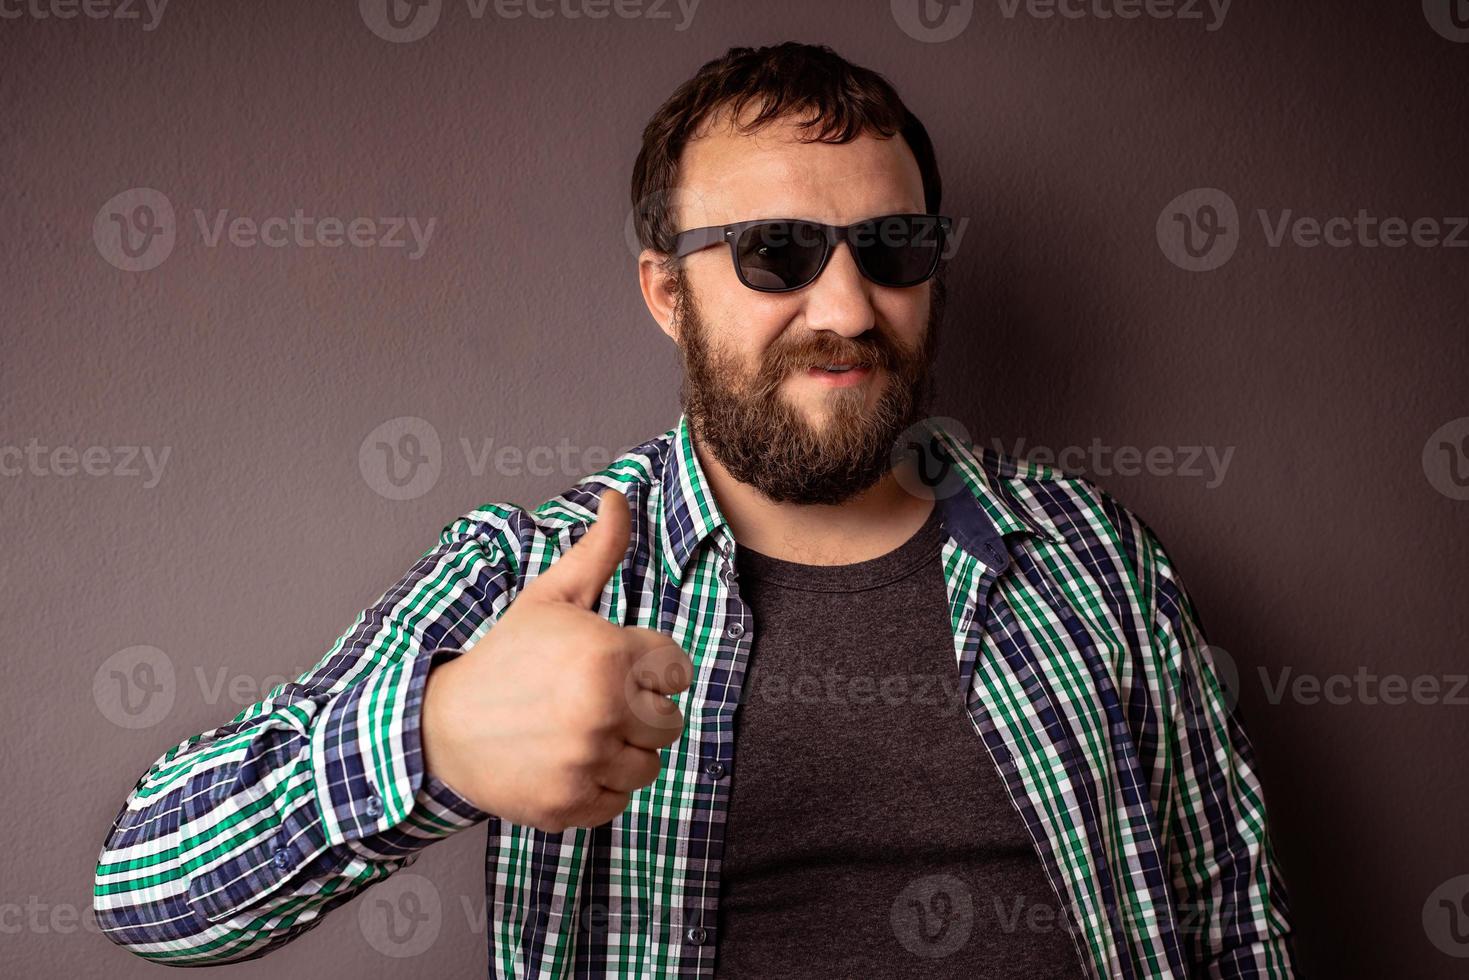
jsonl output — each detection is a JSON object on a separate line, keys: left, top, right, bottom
{"left": 704, "top": 762, "right": 726, "bottom": 779}
{"left": 720, "top": 563, "right": 736, "bottom": 584}
{"left": 686, "top": 925, "right": 708, "bottom": 945}
{"left": 725, "top": 620, "right": 744, "bottom": 639}
{"left": 271, "top": 847, "right": 292, "bottom": 870}
{"left": 363, "top": 794, "right": 383, "bottom": 818}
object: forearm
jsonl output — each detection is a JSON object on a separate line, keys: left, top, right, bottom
{"left": 93, "top": 646, "right": 485, "bottom": 964}
{"left": 94, "top": 525, "right": 513, "bottom": 964}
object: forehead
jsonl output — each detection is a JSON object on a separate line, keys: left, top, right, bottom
{"left": 674, "top": 107, "right": 926, "bottom": 229}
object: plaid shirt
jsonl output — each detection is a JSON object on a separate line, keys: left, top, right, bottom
{"left": 94, "top": 412, "right": 1296, "bottom": 977}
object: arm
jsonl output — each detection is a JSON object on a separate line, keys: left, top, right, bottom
{"left": 1142, "top": 520, "right": 1298, "bottom": 978}
{"left": 93, "top": 519, "right": 516, "bottom": 965}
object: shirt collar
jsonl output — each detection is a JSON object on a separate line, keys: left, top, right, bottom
{"left": 657, "top": 412, "right": 1066, "bottom": 583}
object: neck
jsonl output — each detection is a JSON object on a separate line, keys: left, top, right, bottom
{"left": 690, "top": 425, "right": 935, "bottom": 566}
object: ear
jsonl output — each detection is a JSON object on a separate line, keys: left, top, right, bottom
{"left": 638, "top": 248, "right": 681, "bottom": 343}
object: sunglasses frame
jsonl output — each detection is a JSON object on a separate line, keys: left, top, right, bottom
{"left": 672, "top": 212, "right": 953, "bottom": 293}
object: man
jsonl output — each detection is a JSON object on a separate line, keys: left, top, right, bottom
{"left": 94, "top": 42, "right": 1296, "bottom": 978}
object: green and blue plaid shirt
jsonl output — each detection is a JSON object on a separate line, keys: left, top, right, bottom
{"left": 95, "top": 412, "right": 1296, "bottom": 977}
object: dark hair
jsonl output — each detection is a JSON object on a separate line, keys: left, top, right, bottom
{"left": 630, "top": 42, "right": 943, "bottom": 261}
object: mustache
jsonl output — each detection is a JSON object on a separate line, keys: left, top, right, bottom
{"left": 764, "top": 334, "right": 902, "bottom": 374}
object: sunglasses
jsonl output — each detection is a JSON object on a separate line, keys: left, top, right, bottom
{"left": 672, "top": 212, "right": 953, "bottom": 293}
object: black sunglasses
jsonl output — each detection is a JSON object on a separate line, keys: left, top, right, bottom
{"left": 672, "top": 212, "right": 953, "bottom": 293}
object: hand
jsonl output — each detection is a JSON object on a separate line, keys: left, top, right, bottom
{"left": 421, "top": 488, "right": 693, "bottom": 833}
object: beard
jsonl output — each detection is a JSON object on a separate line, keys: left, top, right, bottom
{"left": 671, "top": 267, "right": 945, "bottom": 506}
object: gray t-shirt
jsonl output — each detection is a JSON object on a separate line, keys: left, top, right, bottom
{"left": 712, "top": 502, "right": 1084, "bottom": 978}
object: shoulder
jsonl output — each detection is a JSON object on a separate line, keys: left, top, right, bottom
{"left": 971, "top": 437, "right": 1171, "bottom": 609}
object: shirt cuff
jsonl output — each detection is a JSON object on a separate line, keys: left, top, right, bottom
{"left": 311, "top": 645, "right": 492, "bottom": 861}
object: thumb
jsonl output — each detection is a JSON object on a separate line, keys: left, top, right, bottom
{"left": 519, "top": 487, "right": 631, "bottom": 609}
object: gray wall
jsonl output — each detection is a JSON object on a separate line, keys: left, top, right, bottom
{"left": 2, "top": 2, "right": 1466, "bottom": 977}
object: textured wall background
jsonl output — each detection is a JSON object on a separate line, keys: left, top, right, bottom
{"left": 2, "top": 1, "right": 1466, "bottom": 976}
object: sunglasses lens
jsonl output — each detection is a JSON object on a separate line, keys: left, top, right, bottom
{"left": 734, "top": 221, "right": 828, "bottom": 291}
{"left": 852, "top": 215, "right": 944, "bottom": 287}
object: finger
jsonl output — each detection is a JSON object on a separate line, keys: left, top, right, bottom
{"left": 595, "top": 744, "right": 664, "bottom": 793}
{"left": 620, "top": 639, "right": 694, "bottom": 696}
{"left": 566, "top": 786, "right": 634, "bottom": 830}
{"left": 621, "top": 688, "right": 686, "bottom": 749}
{"left": 518, "top": 487, "right": 631, "bottom": 610}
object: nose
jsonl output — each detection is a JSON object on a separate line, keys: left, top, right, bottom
{"left": 800, "top": 241, "right": 876, "bottom": 339}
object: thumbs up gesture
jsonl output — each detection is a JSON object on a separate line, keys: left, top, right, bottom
{"left": 420, "top": 488, "right": 694, "bottom": 833}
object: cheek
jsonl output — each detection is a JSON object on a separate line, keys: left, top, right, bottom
{"left": 706, "top": 298, "right": 793, "bottom": 368}
{"left": 874, "top": 294, "right": 930, "bottom": 347}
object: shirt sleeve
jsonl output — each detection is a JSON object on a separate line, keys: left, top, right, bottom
{"left": 92, "top": 518, "right": 518, "bottom": 965}
{"left": 1140, "top": 519, "right": 1299, "bottom": 978}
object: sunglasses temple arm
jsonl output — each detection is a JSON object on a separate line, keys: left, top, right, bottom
{"left": 671, "top": 226, "right": 728, "bottom": 258}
